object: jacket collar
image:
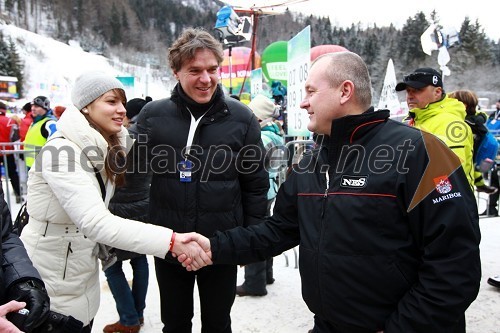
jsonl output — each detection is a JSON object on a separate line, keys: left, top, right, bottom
{"left": 171, "top": 83, "right": 226, "bottom": 119}
{"left": 328, "top": 107, "right": 389, "bottom": 143}
{"left": 33, "top": 110, "right": 55, "bottom": 124}
{"left": 412, "top": 95, "right": 466, "bottom": 123}
{"left": 322, "top": 107, "right": 390, "bottom": 164}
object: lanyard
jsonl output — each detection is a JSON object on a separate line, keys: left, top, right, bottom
{"left": 185, "top": 107, "right": 208, "bottom": 158}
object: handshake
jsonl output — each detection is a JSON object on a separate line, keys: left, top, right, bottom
{"left": 170, "top": 232, "right": 212, "bottom": 271}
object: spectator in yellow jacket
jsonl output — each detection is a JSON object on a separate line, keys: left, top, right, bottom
{"left": 396, "top": 68, "right": 475, "bottom": 190}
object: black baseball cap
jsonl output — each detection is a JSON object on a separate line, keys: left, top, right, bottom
{"left": 395, "top": 67, "right": 443, "bottom": 91}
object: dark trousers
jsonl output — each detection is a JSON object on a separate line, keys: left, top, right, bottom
{"left": 241, "top": 199, "right": 275, "bottom": 293}
{"left": 241, "top": 258, "right": 273, "bottom": 294}
{"left": 2, "top": 154, "right": 20, "bottom": 196}
{"left": 104, "top": 255, "right": 149, "bottom": 326}
{"left": 155, "top": 258, "right": 237, "bottom": 333}
{"left": 488, "top": 167, "right": 499, "bottom": 211}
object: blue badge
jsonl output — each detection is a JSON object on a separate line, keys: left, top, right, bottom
{"left": 178, "top": 160, "right": 193, "bottom": 182}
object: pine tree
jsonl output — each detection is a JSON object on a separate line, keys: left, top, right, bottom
{"left": 8, "top": 39, "right": 24, "bottom": 97}
{"left": 397, "top": 12, "right": 429, "bottom": 67}
{"left": 110, "top": 2, "right": 122, "bottom": 46}
{"left": 362, "top": 32, "right": 380, "bottom": 67}
{"left": 5, "top": 0, "right": 15, "bottom": 11}
{"left": 346, "top": 24, "right": 362, "bottom": 55}
{"left": 122, "top": 8, "right": 129, "bottom": 30}
{"left": 76, "top": 0, "right": 84, "bottom": 34}
{"left": 492, "top": 41, "right": 500, "bottom": 66}
{"left": 0, "top": 32, "right": 10, "bottom": 75}
{"left": 456, "top": 18, "right": 492, "bottom": 66}
{"left": 0, "top": 33, "right": 24, "bottom": 97}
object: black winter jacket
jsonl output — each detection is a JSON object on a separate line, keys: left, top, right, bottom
{"left": 136, "top": 84, "right": 268, "bottom": 249}
{"left": 211, "top": 108, "right": 481, "bottom": 332}
{"left": 0, "top": 187, "right": 43, "bottom": 303}
{"left": 465, "top": 112, "right": 488, "bottom": 160}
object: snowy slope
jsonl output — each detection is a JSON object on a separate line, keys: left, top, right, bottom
{"left": 0, "top": 23, "right": 174, "bottom": 106}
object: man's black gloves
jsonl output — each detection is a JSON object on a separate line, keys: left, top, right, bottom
{"left": 7, "top": 279, "right": 50, "bottom": 332}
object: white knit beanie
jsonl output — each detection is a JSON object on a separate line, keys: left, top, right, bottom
{"left": 248, "top": 94, "right": 276, "bottom": 121}
{"left": 71, "top": 71, "right": 125, "bottom": 110}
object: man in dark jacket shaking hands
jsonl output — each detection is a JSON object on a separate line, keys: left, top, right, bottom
{"left": 180, "top": 51, "right": 481, "bottom": 333}
{"left": 135, "top": 27, "right": 268, "bottom": 333}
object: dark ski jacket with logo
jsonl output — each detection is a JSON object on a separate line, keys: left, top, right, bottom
{"left": 210, "top": 108, "right": 481, "bottom": 332}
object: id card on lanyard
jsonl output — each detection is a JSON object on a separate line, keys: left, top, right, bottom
{"left": 179, "top": 160, "right": 193, "bottom": 182}
{"left": 178, "top": 108, "right": 208, "bottom": 182}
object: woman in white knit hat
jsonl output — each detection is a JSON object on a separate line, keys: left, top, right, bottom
{"left": 20, "top": 71, "right": 211, "bottom": 333}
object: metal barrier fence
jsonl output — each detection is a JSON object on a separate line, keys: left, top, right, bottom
{"left": 278, "top": 138, "right": 315, "bottom": 268}
{"left": 278, "top": 138, "right": 315, "bottom": 187}
{"left": 0, "top": 142, "right": 39, "bottom": 213}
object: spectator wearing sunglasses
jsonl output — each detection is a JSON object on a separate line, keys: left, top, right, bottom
{"left": 23, "top": 96, "right": 57, "bottom": 169}
{"left": 396, "top": 68, "right": 475, "bottom": 190}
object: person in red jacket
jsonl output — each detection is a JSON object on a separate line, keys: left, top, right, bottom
{"left": 0, "top": 101, "right": 21, "bottom": 203}
{"left": 19, "top": 102, "right": 33, "bottom": 143}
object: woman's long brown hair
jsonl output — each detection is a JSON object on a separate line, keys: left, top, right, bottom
{"left": 82, "top": 88, "right": 127, "bottom": 186}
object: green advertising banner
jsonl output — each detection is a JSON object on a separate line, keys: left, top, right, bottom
{"left": 287, "top": 26, "right": 311, "bottom": 137}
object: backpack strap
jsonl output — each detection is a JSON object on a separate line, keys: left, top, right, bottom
{"left": 93, "top": 167, "right": 106, "bottom": 200}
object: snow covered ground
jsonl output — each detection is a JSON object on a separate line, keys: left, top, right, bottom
{"left": 95, "top": 193, "right": 500, "bottom": 333}
{"left": 3, "top": 180, "right": 500, "bottom": 333}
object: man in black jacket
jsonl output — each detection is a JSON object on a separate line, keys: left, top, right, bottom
{"left": 180, "top": 52, "right": 481, "bottom": 333}
{"left": 135, "top": 27, "right": 268, "bottom": 333}
{"left": 0, "top": 186, "right": 50, "bottom": 332}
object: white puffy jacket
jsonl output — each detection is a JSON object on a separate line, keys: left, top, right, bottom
{"left": 21, "top": 107, "right": 172, "bottom": 326}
